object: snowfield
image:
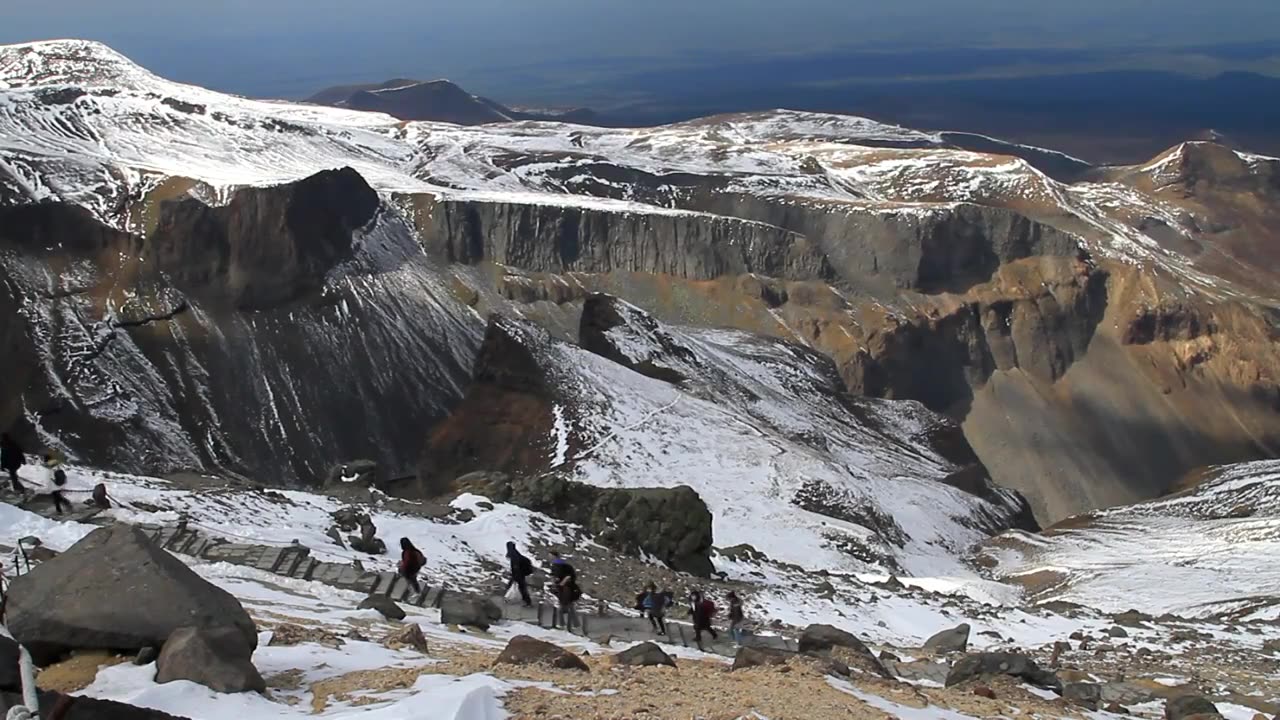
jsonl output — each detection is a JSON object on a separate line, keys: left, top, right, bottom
{"left": 986, "top": 460, "right": 1280, "bottom": 619}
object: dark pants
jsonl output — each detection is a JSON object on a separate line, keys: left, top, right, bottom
{"left": 648, "top": 612, "right": 667, "bottom": 635}
{"left": 401, "top": 569, "right": 421, "bottom": 594}
{"left": 694, "top": 622, "right": 718, "bottom": 648}
{"left": 7, "top": 468, "right": 22, "bottom": 494}
{"left": 52, "top": 490, "right": 69, "bottom": 514}
{"left": 505, "top": 574, "right": 531, "bottom": 605}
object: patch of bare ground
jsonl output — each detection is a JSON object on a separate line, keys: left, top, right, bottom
{"left": 36, "top": 651, "right": 127, "bottom": 692}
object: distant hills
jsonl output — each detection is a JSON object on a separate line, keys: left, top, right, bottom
{"left": 305, "top": 78, "right": 598, "bottom": 125}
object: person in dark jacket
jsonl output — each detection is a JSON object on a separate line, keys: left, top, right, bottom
{"left": 1, "top": 433, "right": 25, "bottom": 495}
{"left": 43, "top": 451, "right": 70, "bottom": 515}
{"left": 727, "top": 591, "right": 746, "bottom": 645}
{"left": 641, "top": 582, "right": 668, "bottom": 636}
{"left": 549, "top": 552, "right": 581, "bottom": 630}
{"left": 504, "top": 541, "right": 534, "bottom": 607}
{"left": 398, "top": 537, "right": 426, "bottom": 595}
{"left": 690, "top": 590, "right": 718, "bottom": 650}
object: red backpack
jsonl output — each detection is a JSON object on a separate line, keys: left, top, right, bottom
{"left": 700, "top": 598, "right": 717, "bottom": 618}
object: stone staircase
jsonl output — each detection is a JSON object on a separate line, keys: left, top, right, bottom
{"left": 4, "top": 493, "right": 797, "bottom": 658}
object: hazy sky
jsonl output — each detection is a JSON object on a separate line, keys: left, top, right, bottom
{"left": 4, "top": 0, "right": 1279, "bottom": 99}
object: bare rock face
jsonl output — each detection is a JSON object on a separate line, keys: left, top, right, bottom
{"left": 6, "top": 526, "right": 257, "bottom": 666}
{"left": 458, "top": 472, "right": 715, "bottom": 577}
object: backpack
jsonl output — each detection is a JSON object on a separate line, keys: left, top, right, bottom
{"left": 662, "top": 591, "right": 674, "bottom": 608}
{"left": 415, "top": 549, "right": 426, "bottom": 567}
{"left": 700, "top": 599, "right": 717, "bottom": 619}
{"left": 519, "top": 556, "right": 534, "bottom": 577}
{"left": 53, "top": 469, "right": 67, "bottom": 487}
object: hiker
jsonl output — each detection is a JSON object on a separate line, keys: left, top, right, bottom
{"left": 642, "top": 582, "right": 668, "bottom": 636}
{"left": 90, "top": 482, "right": 110, "bottom": 509}
{"left": 43, "top": 451, "right": 70, "bottom": 515}
{"left": 1, "top": 433, "right": 25, "bottom": 495}
{"left": 690, "top": 590, "right": 718, "bottom": 649}
{"left": 727, "top": 591, "right": 746, "bottom": 645}
{"left": 550, "top": 552, "right": 581, "bottom": 630}
{"left": 398, "top": 538, "right": 426, "bottom": 596}
{"left": 504, "top": 541, "right": 534, "bottom": 607}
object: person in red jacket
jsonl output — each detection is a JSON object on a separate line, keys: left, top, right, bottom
{"left": 398, "top": 537, "right": 426, "bottom": 595}
{"left": 690, "top": 590, "right": 718, "bottom": 650}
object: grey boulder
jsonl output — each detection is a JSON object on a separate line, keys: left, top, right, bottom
{"left": 156, "top": 625, "right": 265, "bottom": 694}
{"left": 6, "top": 526, "right": 257, "bottom": 665}
{"left": 440, "top": 593, "right": 502, "bottom": 630}
{"left": 923, "top": 623, "right": 971, "bottom": 654}
{"left": 614, "top": 642, "right": 676, "bottom": 668}
{"left": 731, "top": 646, "right": 792, "bottom": 671}
{"left": 494, "top": 635, "right": 588, "bottom": 671}
{"left": 1164, "top": 695, "right": 1220, "bottom": 720}
{"left": 1063, "top": 682, "right": 1103, "bottom": 710}
{"left": 797, "top": 624, "right": 888, "bottom": 677}
{"left": 358, "top": 595, "right": 406, "bottom": 621}
{"left": 945, "top": 652, "right": 1062, "bottom": 692}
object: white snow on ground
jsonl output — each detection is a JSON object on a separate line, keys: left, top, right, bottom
{"left": 987, "top": 460, "right": 1280, "bottom": 618}
{"left": 828, "top": 679, "right": 981, "bottom": 719}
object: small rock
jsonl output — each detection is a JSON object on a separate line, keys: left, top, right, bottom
{"left": 268, "top": 623, "right": 343, "bottom": 648}
{"left": 345, "top": 629, "right": 369, "bottom": 642}
{"left": 1105, "top": 702, "right": 1130, "bottom": 715}
{"left": 1108, "top": 626, "right": 1129, "bottom": 638}
{"left": 1070, "top": 631, "right": 1086, "bottom": 641}
{"left": 381, "top": 624, "right": 429, "bottom": 654}
{"left": 879, "top": 650, "right": 901, "bottom": 662}
{"left": 1260, "top": 639, "right": 1280, "bottom": 654}
{"left": 476, "top": 501, "right": 495, "bottom": 510}
{"left": 358, "top": 595, "right": 406, "bottom": 621}
{"left": 972, "top": 686, "right": 997, "bottom": 699}
{"left": 776, "top": 665, "right": 792, "bottom": 674}
{"left": 495, "top": 635, "right": 589, "bottom": 671}
{"left": 1113, "top": 609, "right": 1151, "bottom": 628}
{"left": 614, "top": 642, "right": 676, "bottom": 668}
{"left": 1164, "top": 695, "right": 1219, "bottom": 720}
{"left": 815, "top": 580, "right": 836, "bottom": 599}
{"left": 324, "top": 527, "right": 345, "bottom": 548}
{"left": 134, "top": 646, "right": 159, "bottom": 666}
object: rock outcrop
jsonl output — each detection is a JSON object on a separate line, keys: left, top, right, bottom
{"left": 6, "top": 526, "right": 257, "bottom": 665}
{"left": 945, "top": 652, "right": 1061, "bottom": 691}
{"left": 457, "top": 472, "right": 715, "bottom": 577}
{"left": 923, "top": 623, "right": 971, "bottom": 654}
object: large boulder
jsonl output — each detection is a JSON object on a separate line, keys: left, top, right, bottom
{"left": 457, "top": 472, "right": 715, "bottom": 577}
{"left": 1164, "top": 695, "right": 1220, "bottom": 720}
{"left": 440, "top": 593, "right": 502, "bottom": 630}
{"left": 797, "top": 624, "right": 888, "bottom": 677}
{"left": 1, "top": 690, "right": 191, "bottom": 719}
{"left": 945, "top": 652, "right": 1061, "bottom": 692}
{"left": 614, "top": 642, "right": 676, "bottom": 668}
{"left": 1064, "top": 682, "right": 1103, "bottom": 711}
{"left": 731, "top": 646, "right": 792, "bottom": 671}
{"left": 6, "top": 526, "right": 257, "bottom": 665}
{"left": 494, "top": 635, "right": 589, "bottom": 671}
{"left": 155, "top": 625, "right": 265, "bottom": 694}
{"left": 0, "top": 636, "right": 18, "bottom": 693}
{"left": 923, "top": 623, "right": 970, "bottom": 654}
{"left": 358, "top": 595, "right": 406, "bottom": 621}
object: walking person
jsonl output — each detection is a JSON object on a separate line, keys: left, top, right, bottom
{"left": 690, "top": 590, "right": 718, "bottom": 650}
{"left": 550, "top": 552, "right": 581, "bottom": 631}
{"left": 43, "top": 451, "right": 70, "bottom": 515}
{"left": 504, "top": 541, "right": 534, "bottom": 607}
{"left": 398, "top": 538, "right": 426, "bottom": 597}
{"left": 642, "top": 582, "right": 668, "bottom": 636}
{"left": 1, "top": 433, "right": 26, "bottom": 495}
{"left": 727, "top": 591, "right": 746, "bottom": 645}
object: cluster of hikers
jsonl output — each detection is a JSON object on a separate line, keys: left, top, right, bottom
{"left": 395, "top": 536, "right": 748, "bottom": 650}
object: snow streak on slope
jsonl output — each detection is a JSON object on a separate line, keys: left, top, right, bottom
{"left": 985, "top": 460, "right": 1280, "bottom": 618}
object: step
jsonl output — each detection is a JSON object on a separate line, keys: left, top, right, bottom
{"left": 279, "top": 548, "right": 310, "bottom": 577}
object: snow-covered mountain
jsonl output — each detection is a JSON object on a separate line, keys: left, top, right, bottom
{"left": 2, "top": 38, "right": 1280, "bottom": 546}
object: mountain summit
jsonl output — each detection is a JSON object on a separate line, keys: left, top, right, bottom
{"left": 306, "top": 77, "right": 597, "bottom": 125}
